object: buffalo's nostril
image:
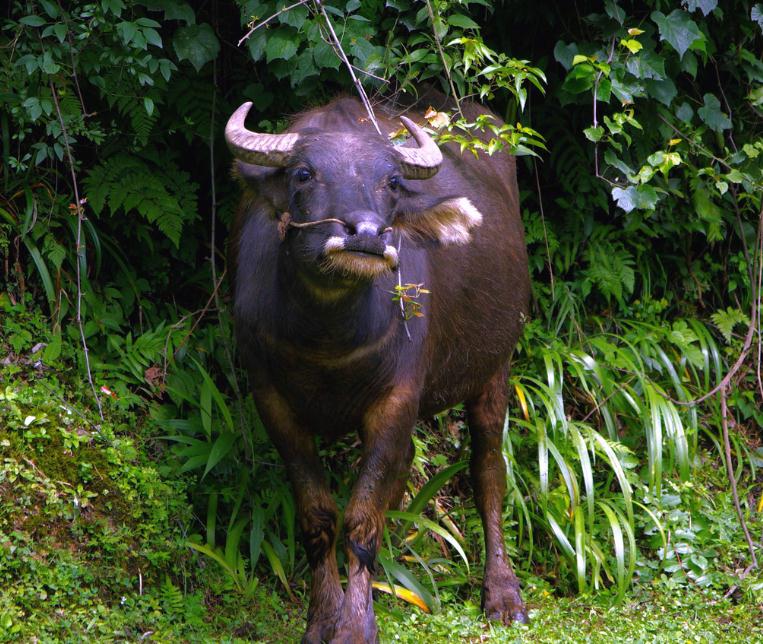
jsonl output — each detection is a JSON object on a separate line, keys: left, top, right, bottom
{"left": 344, "top": 222, "right": 356, "bottom": 235}
{"left": 355, "top": 222, "right": 380, "bottom": 237}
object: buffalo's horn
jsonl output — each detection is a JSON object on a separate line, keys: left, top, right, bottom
{"left": 396, "top": 116, "right": 443, "bottom": 180}
{"left": 225, "top": 102, "right": 299, "bottom": 167}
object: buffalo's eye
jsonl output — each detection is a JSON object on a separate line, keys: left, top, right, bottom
{"left": 295, "top": 167, "right": 313, "bottom": 183}
{"left": 388, "top": 175, "right": 402, "bottom": 191}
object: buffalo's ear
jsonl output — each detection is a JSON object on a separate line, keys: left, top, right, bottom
{"left": 394, "top": 193, "right": 483, "bottom": 246}
{"left": 233, "top": 160, "right": 288, "bottom": 213}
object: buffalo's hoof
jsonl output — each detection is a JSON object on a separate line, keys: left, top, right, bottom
{"left": 482, "top": 573, "right": 528, "bottom": 625}
{"left": 302, "top": 619, "right": 337, "bottom": 644}
{"left": 329, "top": 611, "right": 378, "bottom": 644}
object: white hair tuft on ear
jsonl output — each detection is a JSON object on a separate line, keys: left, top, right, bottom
{"left": 403, "top": 196, "right": 484, "bottom": 246}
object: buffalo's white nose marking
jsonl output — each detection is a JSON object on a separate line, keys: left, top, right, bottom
{"left": 356, "top": 222, "right": 378, "bottom": 236}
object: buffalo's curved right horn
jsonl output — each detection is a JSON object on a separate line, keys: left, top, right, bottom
{"left": 396, "top": 116, "right": 443, "bottom": 180}
{"left": 225, "top": 102, "right": 299, "bottom": 167}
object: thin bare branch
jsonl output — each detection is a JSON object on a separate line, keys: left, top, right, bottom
{"left": 532, "top": 156, "right": 555, "bottom": 300}
{"left": 314, "top": 0, "right": 381, "bottom": 136}
{"left": 237, "top": 0, "right": 312, "bottom": 47}
{"left": 49, "top": 81, "right": 103, "bottom": 420}
{"left": 593, "top": 37, "right": 616, "bottom": 180}
{"left": 721, "top": 385, "right": 758, "bottom": 569}
{"left": 424, "top": 0, "right": 463, "bottom": 120}
{"left": 669, "top": 206, "right": 763, "bottom": 407}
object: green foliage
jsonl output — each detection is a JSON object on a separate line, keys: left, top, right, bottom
{"left": 84, "top": 153, "right": 198, "bottom": 247}
{"left": 2, "top": 0, "right": 763, "bottom": 636}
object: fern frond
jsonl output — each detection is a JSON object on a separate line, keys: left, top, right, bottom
{"left": 83, "top": 154, "right": 198, "bottom": 246}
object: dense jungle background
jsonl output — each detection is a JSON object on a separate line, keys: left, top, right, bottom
{"left": 1, "top": 0, "right": 763, "bottom": 640}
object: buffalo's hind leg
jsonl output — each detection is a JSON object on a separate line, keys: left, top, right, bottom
{"left": 466, "top": 364, "right": 528, "bottom": 625}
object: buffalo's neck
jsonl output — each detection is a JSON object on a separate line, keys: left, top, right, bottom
{"left": 275, "top": 262, "right": 399, "bottom": 356}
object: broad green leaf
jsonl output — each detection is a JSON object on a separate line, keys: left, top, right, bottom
{"left": 604, "top": 149, "right": 633, "bottom": 176}
{"left": 675, "top": 101, "right": 694, "bottom": 122}
{"left": 265, "top": 27, "right": 299, "bottom": 63}
{"left": 200, "top": 378, "right": 212, "bottom": 438}
{"left": 312, "top": 40, "right": 341, "bottom": 69}
{"left": 692, "top": 184, "right": 722, "bottom": 241}
{"left": 102, "top": 0, "right": 125, "bottom": 15}
{"left": 684, "top": 0, "right": 717, "bottom": 15}
{"left": 43, "top": 332, "right": 62, "bottom": 362}
{"left": 584, "top": 126, "right": 604, "bottom": 142}
{"left": 173, "top": 23, "right": 220, "bottom": 71}
{"left": 20, "top": 15, "right": 46, "bottom": 26}
{"left": 620, "top": 39, "right": 642, "bottom": 54}
{"left": 651, "top": 10, "right": 705, "bottom": 59}
{"left": 225, "top": 517, "right": 248, "bottom": 567}
{"left": 165, "top": 2, "right": 195, "bottom": 24}
{"left": 246, "top": 29, "right": 267, "bottom": 61}
{"left": 754, "top": 5, "right": 763, "bottom": 34}
{"left": 571, "top": 54, "right": 590, "bottom": 67}
{"left": 447, "top": 14, "right": 479, "bottom": 30}
{"left": 280, "top": 5, "right": 309, "bottom": 29}
{"left": 597, "top": 78, "right": 612, "bottom": 103}
{"left": 52, "top": 22, "right": 67, "bottom": 42}
{"left": 553, "top": 41, "right": 578, "bottom": 70}
{"left": 562, "top": 63, "right": 595, "bottom": 94}
{"left": 611, "top": 185, "right": 658, "bottom": 212}
{"left": 610, "top": 72, "right": 644, "bottom": 104}
{"left": 644, "top": 78, "right": 677, "bottom": 107}
{"left": 39, "top": 0, "right": 58, "bottom": 17}
{"left": 290, "top": 51, "right": 319, "bottom": 87}
{"left": 118, "top": 20, "right": 137, "bottom": 45}
{"left": 626, "top": 50, "right": 666, "bottom": 80}
{"left": 604, "top": 0, "right": 625, "bottom": 24}
{"left": 697, "top": 93, "right": 731, "bottom": 132}
{"left": 405, "top": 461, "right": 468, "bottom": 518}
{"left": 680, "top": 50, "right": 698, "bottom": 77}
{"left": 40, "top": 50, "right": 60, "bottom": 74}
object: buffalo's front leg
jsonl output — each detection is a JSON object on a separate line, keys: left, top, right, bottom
{"left": 332, "top": 387, "right": 418, "bottom": 644}
{"left": 466, "top": 365, "right": 528, "bottom": 624}
{"left": 254, "top": 388, "right": 343, "bottom": 643}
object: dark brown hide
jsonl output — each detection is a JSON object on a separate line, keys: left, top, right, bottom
{"left": 230, "top": 93, "right": 530, "bottom": 643}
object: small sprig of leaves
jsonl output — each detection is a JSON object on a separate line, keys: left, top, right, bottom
{"left": 390, "top": 283, "right": 430, "bottom": 321}
{"left": 436, "top": 112, "right": 547, "bottom": 158}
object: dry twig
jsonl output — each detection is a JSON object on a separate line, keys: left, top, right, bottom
{"left": 50, "top": 81, "right": 103, "bottom": 420}
{"left": 237, "top": 0, "right": 312, "bottom": 47}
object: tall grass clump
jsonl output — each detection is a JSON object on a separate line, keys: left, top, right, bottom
{"left": 502, "top": 317, "right": 731, "bottom": 595}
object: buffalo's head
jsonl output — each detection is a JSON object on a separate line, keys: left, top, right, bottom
{"left": 226, "top": 102, "right": 482, "bottom": 283}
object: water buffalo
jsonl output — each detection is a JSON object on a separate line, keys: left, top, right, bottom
{"left": 227, "top": 92, "right": 530, "bottom": 642}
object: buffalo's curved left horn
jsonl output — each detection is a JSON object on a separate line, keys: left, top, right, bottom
{"left": 396, "top": 116, "right": 443, "bottom": 180}
{"left": 225, "top": 102, "right": 299, "bottom": 167}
